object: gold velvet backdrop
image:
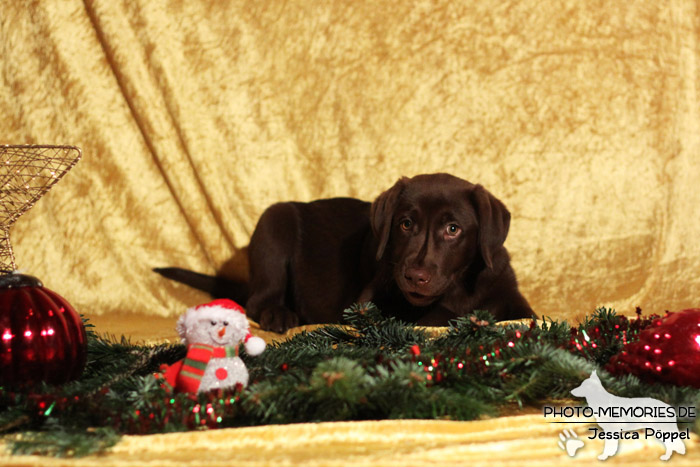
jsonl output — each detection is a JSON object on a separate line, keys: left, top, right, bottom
{"left": 1, "top": 0, "right": 699, "bottom": 465}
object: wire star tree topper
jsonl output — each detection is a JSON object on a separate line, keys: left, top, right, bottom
{"left": 0, "top": 144, "right": 82, "bottom": 273}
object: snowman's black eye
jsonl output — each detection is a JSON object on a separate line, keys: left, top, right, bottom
{"left": 223, "top": 321, "right": 229, "bottom": 326}
{"left": 210, "top": 321, "right": 217, "bottom": 326}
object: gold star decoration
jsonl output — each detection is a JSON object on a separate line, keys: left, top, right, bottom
{"left": 0, "top": 145, "right": 81, "bottom": 273}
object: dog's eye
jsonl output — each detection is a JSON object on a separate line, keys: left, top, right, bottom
{"left": 400, "top": 219, "right": 413, "bottom": 231}
{"left": 446, "top": 224, "right": 461, "bottom": 237}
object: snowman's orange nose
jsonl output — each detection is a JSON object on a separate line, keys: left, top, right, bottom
{"left": 218, "top": 327, "right": 226, "bottom": 338}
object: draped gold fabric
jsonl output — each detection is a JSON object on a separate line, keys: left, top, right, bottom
{"left": 1, "top": 0, "right": 699, "bottom": 465}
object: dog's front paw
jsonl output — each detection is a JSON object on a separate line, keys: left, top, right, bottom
{"left": 259, "top": 306, "right": 300, "bottom": 333}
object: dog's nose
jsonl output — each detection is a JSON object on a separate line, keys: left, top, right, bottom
{"left": 405, "top": 267, "right": 431, "bottom": 286}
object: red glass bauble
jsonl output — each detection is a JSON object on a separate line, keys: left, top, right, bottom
{"left": 0, "top": 273, "right": 87, "bottom": 387}
{"left": 606, "top": 308, "right": 700, "bottom": 388}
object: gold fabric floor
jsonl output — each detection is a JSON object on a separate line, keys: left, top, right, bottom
{"left": 1, "top": 415, "right": 698, "bottom": 467}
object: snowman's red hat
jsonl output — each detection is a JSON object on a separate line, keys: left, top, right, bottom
{"left": 192, "top": 298, "right": 245, "bottom": 314}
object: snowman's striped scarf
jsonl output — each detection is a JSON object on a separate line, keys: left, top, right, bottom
{"left": 176, "top": 343, "right": 240, "bottom": 393}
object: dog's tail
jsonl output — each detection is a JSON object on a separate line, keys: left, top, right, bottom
{"left": 153, "top": 267, "right": 249, "bottom": 305}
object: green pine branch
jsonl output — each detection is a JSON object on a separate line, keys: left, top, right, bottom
{"left": 1, "top": 304, "right": 698, "bottom": 458}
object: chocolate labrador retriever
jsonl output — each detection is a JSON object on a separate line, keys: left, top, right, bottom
{"left": 155, "top": 173, "right": 534, "bottom": 332}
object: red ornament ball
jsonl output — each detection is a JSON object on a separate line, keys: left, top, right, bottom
{"left": 606, "top": 308, "right": 700, "bottom": 388}
{"left": 0, "top": 273, "right": 87, "bottom": 387}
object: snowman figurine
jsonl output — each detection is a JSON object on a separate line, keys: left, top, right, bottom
{"left": 159, "top": 299, "right": 266, "bottom": 393}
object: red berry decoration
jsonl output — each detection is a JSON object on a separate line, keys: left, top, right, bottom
{"left": 410, "top": 344, "right": 421, "bottom": 356}
{"left": 0, "top": 273, "right": 87, "bottom": 386}
{"left": 606, "top": 309, "right": 700, "bottom": 388}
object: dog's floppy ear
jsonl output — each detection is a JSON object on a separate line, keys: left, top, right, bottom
{"left": 371, "top": 177, "right": 407, "bottom": 260}
{"left": 472, "top": 184, "right": 510, "bottom": 269}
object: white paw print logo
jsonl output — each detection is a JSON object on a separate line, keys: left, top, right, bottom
{"left": 558, "top": 429, "right": 584, "bottom": 457}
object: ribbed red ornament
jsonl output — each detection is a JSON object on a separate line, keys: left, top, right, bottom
{"left": 0, "top": 273, "right": 86, "bottom": 386}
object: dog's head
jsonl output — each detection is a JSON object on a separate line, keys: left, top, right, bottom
{"left": 570, "top": 370, "right": 602, "bottom": 398}
{"left": 371, "top": 173, "right": 510, "bottom": 307}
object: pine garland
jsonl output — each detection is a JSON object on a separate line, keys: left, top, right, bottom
{"left": 1, "top": 304, "right": 699, "bottom": 457}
